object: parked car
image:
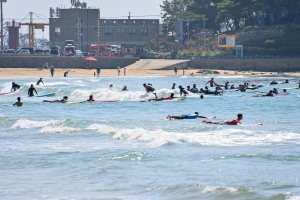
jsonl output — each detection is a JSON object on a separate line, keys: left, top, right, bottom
{"left": 6, "top": 49, "right": 16, "bottom": 54}
{"left": 19, "top": 49, "right": 30, "bottom": 54}
{"left": 44, "top": 49, "right": 51, "bottom": 54}
{"left": 50, "top": 49, "right": 60, "bottom": 56}
{"left": 75, "top": 50, "right": 83, "bottom": 57}
{"left": 88, "top": 50, "right": 98, "bottom": 56}
{"left": 0, "top": 49, "right": 3, "bottom": 54}
{"left": 34, "top": 49, "right": 45, "bottom": 54}
{"left": 16, "top": 47, "right": 34, "bottom": 54}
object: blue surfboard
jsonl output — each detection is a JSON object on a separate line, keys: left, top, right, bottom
{"left": 36, "top": 92, "right": 56, "bottom": 97}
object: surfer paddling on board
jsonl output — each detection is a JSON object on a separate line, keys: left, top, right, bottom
{"left": 13, "top": 97, "right": 23, "bottom": 106}
{"left": 166, "top": 112, "right": 215, "bottom": 120}
{"left": 43, "top": 96, "right": 68, "bottom": 103}
{"left": 153, "top": 93, "right": 174, "bottom": 101}
{"left": 203, "top": 113, "right": 243, "bottom": 125}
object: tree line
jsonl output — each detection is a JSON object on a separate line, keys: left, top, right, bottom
{"left": 160, "top": 0, "right": 300, "bottom": 35}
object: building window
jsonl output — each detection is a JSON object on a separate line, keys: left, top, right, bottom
{"left": 128, "top": 27, "right": 137, "bottom": 35}
{"left": 76, "top": 26, "right": 83, "bottom": 33}
{"left": 55, "top": 28, "right": 60, "bottom": 36}
{"left": 104, "top": 20, "right": 106, "bottom": 23}
{"left": 117, "top": 28, "right": 125, "bottom": 36}
{"left": 133, "top": 21, "right": 135, "bottom": 23}
{"left": 76, "top": 18, "right": 83, "bottom": 25}
{"left": 105, "top": 27, "right": 113, "bottom": 35}
{"left": 140, "top": 27, "right": 148, "bottom": 35}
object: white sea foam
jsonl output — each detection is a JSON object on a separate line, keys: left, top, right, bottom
{"left": 38, "top": 126, "right": 80, "bottom": 134}
{"left": 11, "top": 119, "right": 66, "bottom": 129}
{"left": 71, "top": 88, "right": 181, "bottom": 101}
{"left": 86, "top": 124, "right": 300, "bottom": 147}
{"left": 201, "top": 186, "right": 238, "bottom": 194}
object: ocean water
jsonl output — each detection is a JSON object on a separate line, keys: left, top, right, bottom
{"left": 0, "top": 75, "right": 300, "bottom": 200}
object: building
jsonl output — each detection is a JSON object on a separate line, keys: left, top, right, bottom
{"left": 49, "top": 8, "right": 159, "bottom": 52}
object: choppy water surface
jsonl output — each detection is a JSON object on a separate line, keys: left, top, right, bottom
{"left": 1, "top": 75, "right": 300, "bottom": 199}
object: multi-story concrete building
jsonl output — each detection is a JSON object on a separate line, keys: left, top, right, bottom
{"left": 49, "top": 8, "right": 159, "bottom": 52}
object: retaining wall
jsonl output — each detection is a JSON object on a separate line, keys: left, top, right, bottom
{"left": 0, "top": 55, "right": 139, "bottom": 69}
{"left": 189, "top": 59, "right": 300, "bottom": 72}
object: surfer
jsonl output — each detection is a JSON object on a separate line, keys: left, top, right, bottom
{"left": 36, "top": 78, "right": 44, "bottom": 85}
{"left": 178, "top": 85, "right": 188, "bottom": 96}
{"left": 64, "top": 70, "right": 70, "bottom": 77}
{"left": 143, "top": 83, "right": 155, "bottom": 93}
{"left": 109, "top": 84, "right": 114, "bottom": 90}
{"left": 154, "top": 93, "right": 174, "bottom": 101}
{"left": 87, "top": 95, "right": 95, "bottom": 102}
{"left": 172, "top": 83, "right": 176, "bottom": 89}
{"left": 122, "top": 86, "right": 128, "bottom": 91}
{"left": 117, "top": 66, "right": 120, "bottom": 76}
{"left": 203, "top": 113, "right": 243, "bottom": 125}
{"left": 11, "top": 82, "right": 20, "bottom": 92}
{"left": 13, "top": 97, "right": 23, "bottom": 106}
{"left": 190, "top": 84, "right": 199, "bottom": 93}
{"left": 205, "top": 78, "right": 218, "bottom": 87}
{"left": 166, "top": 112, "right": 214, "bottom": 120}
{"left": 270, "top": 80, "right": 278, "bottom": 85}
{"left": 43, "top": 96, "right": 68, "bottom": 103}
{"left": 28, "top": 84, "right": 38, "bottom": 97}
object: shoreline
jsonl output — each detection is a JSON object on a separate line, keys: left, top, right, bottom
{"left": 1, "top": 68, "right": 299, "bottom": 78}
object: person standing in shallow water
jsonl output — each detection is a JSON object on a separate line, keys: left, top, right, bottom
{"left": 28, "top": 84, "right": 38, "bottom": 97}
{"left": 50, "top": 66, "right": 55, "bottom": 77}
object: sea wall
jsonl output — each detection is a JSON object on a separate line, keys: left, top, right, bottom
{"left": 0, "top": 55, "right": 139, "bottom": 69}
{"left": 189, "top": 59, "right": 300, "bottom": 72}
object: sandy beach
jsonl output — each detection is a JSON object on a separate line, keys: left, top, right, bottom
{"left": 0, "top": 67, "right": 295, "bottom": 77}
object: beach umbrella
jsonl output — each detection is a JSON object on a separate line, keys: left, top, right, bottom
{"left": 84, "top": 56, "right": 98, "bottom": 69}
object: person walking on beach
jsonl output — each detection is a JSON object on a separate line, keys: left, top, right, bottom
{"left": 117, "top": 66, "right": 121, "bottom": 76}
{"left": 96, "top": 67, "right": 101, "bottom": 77}
{"left": 174, "top": 66, "right": 178, "bottom": 75}
{"left": 206, "top": 78, "right": 217, "bottom": 87}
{"left": 11, "top": 82, "right": 20, "bottom": 92}
{"left": 13, "top": 97, "right": 23, "bottom": 106}
{"left": 203, "top": 113, "right": 243, "bottom": 125}
{"left": 64, "top": 71, "right": 69, "bottom": 77}
{"left": 183, "top": 68, "right": 185, "bottom": 76}
{"left": 124, "top": 67, "right": 126, "bottom": 76}
{"left": 36, "top": 78, "right": 44, "bottom": 85}
{"left": 28, "top": 84, "right": 38, "bottom": 97}
{"left": 50, "top": 66, "right": 55, "bottom": 77}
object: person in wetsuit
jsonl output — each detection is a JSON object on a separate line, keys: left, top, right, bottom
{"left": 36, "top": 78, "right": 44, "bottom": 85}
{"left": 87, "top": 95, "right": 95, "bottom": 102}
{"left": 28, "top": 84, "right": 38, "bottom": 97}
{"left": 153, "top": 93, "right": 174, "bottom": 101}
{"left": 166, "top": 112, "right": 214, "bottom": 120}
{"left": 178, "top": 85, "right": 188, "bottom": 96}
{"left": 11, "top": 82, "right": 20, "bottom": 92}
{"left": 172, "top": 83, "right": 176, "bottom": 89}
{"left": 143, "top": 83, "right": 155, "bottom": 93}
{"left": 13, "top": 97, "right": 23, "bottom": 106}
{"left": 43, "top": 96, "right": 68, "bottom": 103}
{"left": 203, "top": 114, "right": 243, "bottom": 125}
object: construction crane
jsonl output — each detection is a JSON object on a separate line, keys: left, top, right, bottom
{"left": 20, "top": 12, "right": 49, "bottom": 48}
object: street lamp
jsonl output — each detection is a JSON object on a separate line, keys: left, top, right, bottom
{"left": 182, "top": 19, "right": 194, "bottom": 49}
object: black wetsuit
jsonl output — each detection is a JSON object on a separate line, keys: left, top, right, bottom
{"left": 64, "top": 72, "right": 68, "bottom": 77}
{"left": 36, "top": 79, "right": 44, "bottom": 85}
{"left": 11, "top": 83, "right": 20, "bottom": 91}
{"left": 28, "top": 87, "right": 38, "bottom": 97}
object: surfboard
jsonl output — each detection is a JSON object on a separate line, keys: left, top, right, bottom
{"left": 64, "top": 101, "right": 85, "bottom": 104}
{"left": 36, "top": 92, "right": 56, "bottom": 97}
{"left": 283, "top": 87, "right": 299, "bottom": 90}
{"left": 0, "top": 92, "right": 13, "bottom": 95}
{"left": 141, "top": 97, "right": 185, "bottom": 102}
{"left": 94, "top": 100, "right": 120, "bottom": 102}
{"left": 240, "top": 123, "right": 263, "bottom": 126}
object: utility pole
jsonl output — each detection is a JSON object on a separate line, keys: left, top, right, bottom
{"left": 174, "top": 0, "right": 179, "bottom": 53}
{"left": 0, "top": 0, "right": 7, "bottom": 50}
{"left": 97, "top": 8, "right": 100, "bottom": 56}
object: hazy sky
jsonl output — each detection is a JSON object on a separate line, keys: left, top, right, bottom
{"left": 3, "top": 0, "right": 164, "bottom": 39}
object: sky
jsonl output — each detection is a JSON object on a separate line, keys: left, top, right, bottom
{"left": 3, "top": 0, "right": 164, "bottom": 39}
